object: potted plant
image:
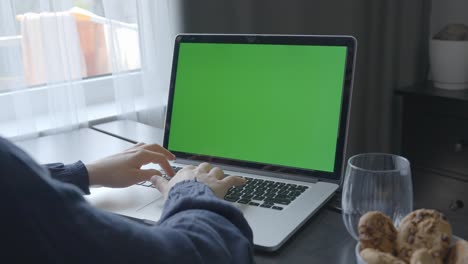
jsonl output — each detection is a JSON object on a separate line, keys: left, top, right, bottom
{"left": 430, "top": 24, "right": 468, "bottom": 90}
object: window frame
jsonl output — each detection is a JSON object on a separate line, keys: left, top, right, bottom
{"left": 0, "top": 31, "right": 143, "bottom": 125}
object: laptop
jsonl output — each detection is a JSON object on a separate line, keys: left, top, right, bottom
{"left": 86, "top": 34, "right": 357, "bottom": 251}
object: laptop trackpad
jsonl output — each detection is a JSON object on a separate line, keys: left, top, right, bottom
{"left": 135, "top": 197, "right": 166, "bottom": 222}
{"left": 86, "top": 185, "right": 163, "bottom": 218}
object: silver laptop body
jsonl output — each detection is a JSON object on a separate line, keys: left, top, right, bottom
{"left": 86, "top": 34, "right": 357, "bottom": 251}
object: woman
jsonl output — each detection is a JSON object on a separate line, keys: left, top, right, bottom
{"left": 0, "top": 137, "right": 253, "bottom": 263}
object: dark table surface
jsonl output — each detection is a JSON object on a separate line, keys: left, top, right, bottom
{"left": 254, "top": 205, "right": 357, "bottom": 264}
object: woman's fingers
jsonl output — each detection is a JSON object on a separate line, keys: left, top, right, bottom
{"left": 137, "top": 169, "right": 162, "bottom": 181}
{"left": 196, "top": 162, "right": 212, "bottom": 173}
{"left": 125, "top": 142, "right": 145, "bottom": 152}
{"left": 221, "top": 176, "right": 246, "bottom": 187}
{"left": 134, "top": 150, "right": 175, "bottom": 176}
{"left": 208, "top": 167, "right": 224, "bottom": 180}
{"left": 150, "top": 176, "right": 169, "bottom": 196}
{"left": 141, "top": 144, "right": 176, "bottom": 160}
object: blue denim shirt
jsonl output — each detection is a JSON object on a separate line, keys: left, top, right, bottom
{"left": 0, "top": 137, "right": 253, "bottom": 263}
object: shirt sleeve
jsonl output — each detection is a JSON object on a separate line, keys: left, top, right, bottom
{"left": 1, "top": 137, "right": 254, "bottom": 263}
{"left": 43, "top": 161, "right": 90, "bottom": 194}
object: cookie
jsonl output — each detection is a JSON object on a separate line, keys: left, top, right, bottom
{"left": 396, "top": 209, "right": 452, "bottom": 263}
{"left": 359, "top": 211, "right": 397, "bottom": 254}
{"left": 360, "top": 248, "right": 405, "bottom": 264}
{"left": 447, "top": 239, "right": 468, "bottom": 264}
{"left": 410, "top": 248, "right": 443, "bottom": 264}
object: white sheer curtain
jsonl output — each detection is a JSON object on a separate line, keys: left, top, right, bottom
{"left": 0, "top": 0, "right": 176, "bottom": 140}
{"left": 101, "top": 0, "right": 175, "bottom": 126}
{"left": 137, "top": 0, "right": 175, "bottom": 127}
{"left": 0, "top": 0, "right": 39, "bottom": 139}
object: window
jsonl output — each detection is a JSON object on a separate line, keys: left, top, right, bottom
{"left": 0, "top": 0, "right": 140, "bottom": 90}
{"left": 0, "top": 0, "right": 150, "bottom": 138}
{"left": 0, "top": 0, "right": 140, "bottom": 89}
{"left": 0, "top": 0, "right": 173, "bottom": 138}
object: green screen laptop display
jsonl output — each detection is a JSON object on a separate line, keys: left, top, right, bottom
{"left": 167, "top": 42, "right": 347, "bottom": 173}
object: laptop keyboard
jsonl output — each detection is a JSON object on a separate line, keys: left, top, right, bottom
{"left": 224, "top": 177, "right": 308, "bottom": 210}
{"left": 137, "top": 166, "right": 309, "bottom": 210}
{"left": 136, "top": 166, "right": 183, "bottom": 188}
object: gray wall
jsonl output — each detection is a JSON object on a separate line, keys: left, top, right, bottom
{"left": 178, "top": 0, "right": 431, "bottom": 160}
{"left": 180, "top": 0, "right": 357, "bottom": 35}
{"left": 431, "top": 0, "right": 468, "bottom": 37}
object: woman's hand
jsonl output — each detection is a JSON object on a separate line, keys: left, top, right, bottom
{"left": 151, "top": 162, "right": 245, "bottom": 199}
{"left": 86, "top": 143, "right": 175, "bottom": 188}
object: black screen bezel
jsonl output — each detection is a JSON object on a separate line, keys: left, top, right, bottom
{"left": 163, "top": 34, "right": 356, "bottom": 181}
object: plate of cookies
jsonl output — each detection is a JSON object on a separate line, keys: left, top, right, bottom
{"left": 355, "top": 209, "right": 468, "bottom": 264}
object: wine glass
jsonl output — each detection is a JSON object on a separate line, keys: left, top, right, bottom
{"left": 341, "top": 153, "right": 413, "bottom": 240}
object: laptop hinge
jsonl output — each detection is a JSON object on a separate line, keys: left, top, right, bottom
{"left": 174, "top": 158, "right": 319, "bottom": 184}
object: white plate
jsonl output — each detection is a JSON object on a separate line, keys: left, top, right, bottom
{"left": 355, "top": 236, "right": 461, "bottom": 264}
